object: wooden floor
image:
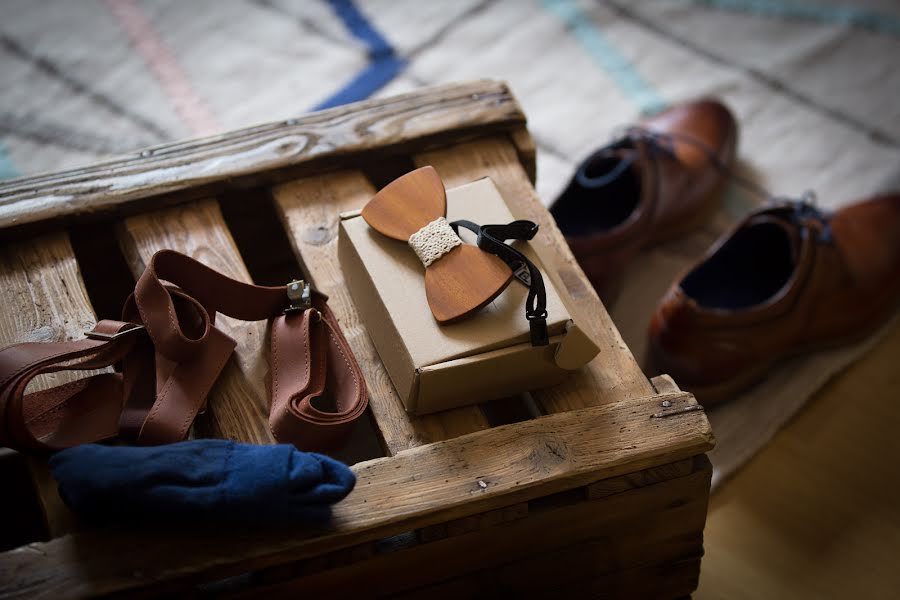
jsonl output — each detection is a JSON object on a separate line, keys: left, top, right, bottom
{"left": 696, "top": 320, "right": 900, "bottom": 599}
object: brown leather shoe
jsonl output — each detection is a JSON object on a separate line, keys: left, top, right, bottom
{"left": 551, "top": 99, "right": 738, "bottom": 298}
{"left": 648, "top": 194, "right": 900, "bottom": 405}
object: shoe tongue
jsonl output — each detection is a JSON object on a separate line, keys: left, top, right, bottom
{"left": 744, "top": 213, "right": 802, "bottom": 263}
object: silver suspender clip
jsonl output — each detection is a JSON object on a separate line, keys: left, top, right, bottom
{"left": 285, "top": 280, "right": 312, "bottom": 314}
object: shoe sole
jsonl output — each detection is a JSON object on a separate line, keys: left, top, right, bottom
{"left": 650, "top": 302, "right": 900, "bottom": 407}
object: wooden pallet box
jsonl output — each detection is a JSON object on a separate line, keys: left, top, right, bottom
{"left": 0, "top": 80, "right": 714, "bottom": 599}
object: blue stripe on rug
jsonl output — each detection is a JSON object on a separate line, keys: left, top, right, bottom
{"left": 0, "top": 142, "right": 19, "bottom": 181}
{"left": 693, "top": 0, "right": 900, "bottom": 37}
{"left": 313, "top": 0, "right": 408, "bottom": 110}
{"left": 542, "top": 0, "right": 668, "bottom": 116}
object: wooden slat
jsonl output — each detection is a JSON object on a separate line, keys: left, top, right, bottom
{"left": 245, "top": 459, "right": 710, "bottom": 598}
{"left": 254, "top": 542, "right": 377, "bottom": 586}
{"left": 422, "top": 455, "right": 704, "bottom": 546}
{"left": 586, "top": 457, "right": 696, "bottom": 500}
{"left": 271, "top": 171, "right": 490, "bottom": 454}
{"left": 0, "top": 81, "right": 527, "bottom": 236}
{"left": 414, "top": 137, "right": 656, "bottom": 413}
{"left": 651, "top": 373, "right": 681, "bottom": 394}
{"left": 395, "top": 556, "right": 703, "bottom": 600}
{"left": 509, "top": 126, "right": 537, "bottom": 185}
{"left": 0, "top": 233, "right": 104, "bottom": 537}
{"left": 0, "top": 391, "right": 713, "bottom": 599}
{"left": 117, "top": 200, "right": 274, "bottom": 443}
{"left": 0, "top": 233, "right": 102, "bottom": 384}
{"left": 417, "top": 502, "right": 530, "bottom": 544}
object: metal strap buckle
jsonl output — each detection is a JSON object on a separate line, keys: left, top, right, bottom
{"left": 513, "top": 262, "right": 531, "bottom": 286}
{"left": 84, "top": 324, "right": 145, "bottom": 341}
{"left": 285, "top": 280, "right": 312, "bottom": 314}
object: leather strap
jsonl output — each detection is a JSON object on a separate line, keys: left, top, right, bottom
{"left": 450, "top": 219, "right": 549, "bottom": 346}
{"left": 0, "top": 249, "right": 367, "bottom": 453}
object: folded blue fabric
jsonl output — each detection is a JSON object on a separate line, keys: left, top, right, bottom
{"left": 48, "top": 440, "right": 356, "bottom": 525}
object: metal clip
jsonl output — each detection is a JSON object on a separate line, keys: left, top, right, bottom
{"left": 650, "top": 404, "right": 704, "bottom": 419}
{"left": 513, "top": 263, "right": 531, "bottom": 286}
{"left": 285, "top": 279, "right": 312, "bottom": 314}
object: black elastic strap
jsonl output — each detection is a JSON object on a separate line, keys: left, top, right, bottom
{"left": 450, "top": 219, "right": 549, "bottom": 346}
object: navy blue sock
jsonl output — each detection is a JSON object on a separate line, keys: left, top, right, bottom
{"left": 48, "top": 440, "right": 355, "bottom": 525}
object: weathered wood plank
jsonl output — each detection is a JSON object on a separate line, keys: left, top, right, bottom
{"left": 651, "top": 373, "right": 681, "bottom": 394}
{"left": 271, "top": 171, "right": 491, "bottom": 454}
{"left": 586, "top": 457, "right": 696, "bottom": 500}
{"left": 117, "top": 200, "right": 274, "bottom": 443}
{"left": 421, "top": 456, "right": 705, "bottom": 545}
{"left": 0, "top": 391, "right": 712, "bottom": 599}
{"left": 254, "top": 542, "right": 378, "bottom": 586}
{"left": 0, "top": 233, "right": 104, "bottom": 538}
{"left": 414, "top": 137, "right": 656, "bottom": 413}
{"left": 509, "top": 126, "right": 537, "bottom": 185}
{"left": 0, "top": 81, "right": 527, "bottom": 237}
{"left": 0, "top": 233, "right": 102, "bottom": 385}
{"left": 245, "top": 460, "right": 710, "bottom": 598}
{"left": 417, "top": 502, "right": 530, "bottom": 544}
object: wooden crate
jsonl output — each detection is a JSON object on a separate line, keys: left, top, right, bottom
{"left": 0, "top": 80, "right": 714, "bottom": 599}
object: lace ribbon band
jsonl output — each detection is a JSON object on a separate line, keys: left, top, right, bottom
{"left": 408, "top": 217, "right": 463, "bottom": 267}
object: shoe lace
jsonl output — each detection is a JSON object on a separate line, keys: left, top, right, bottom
{"left": 612, "top": 127, "right": 833, "bottom": 237}
{"left": 615, "top": 126, "right": 773, "bottom": 201}
{"left": 767, "top": 190, "right": 833, "bottom": 243}
{"left": 589, "top": 126, "right": 833, "bottom": 242}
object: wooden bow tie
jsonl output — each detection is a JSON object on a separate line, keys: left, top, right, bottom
{"left": 361, "top": 166, "right": 514, "bottom": 323}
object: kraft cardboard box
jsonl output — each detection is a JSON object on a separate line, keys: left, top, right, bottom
{"left": 338, "top": 176, "right": 599, "bottom": 414}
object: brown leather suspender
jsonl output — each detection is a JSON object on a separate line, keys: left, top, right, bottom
{"left": 0, "top": 250, "right": 367, "bottom": 453}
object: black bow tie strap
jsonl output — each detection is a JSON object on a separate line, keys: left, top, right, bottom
{"left": 450, "top": 219, "right": 549, "bottom": 347}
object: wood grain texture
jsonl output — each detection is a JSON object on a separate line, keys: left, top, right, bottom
{"left": 0, "top": 233, "right": 103, "bottom": 538}
{"left": 0, "top": 81, "right": 527, "bottom": 236}
{"left": 271, "top": 171, "right": 491, "bottom": 454}
{"left": 425, "top": 244, "right": 513, "bottom": 323}
{"left": 0, "top": 232, "right": 102, "bottom": 387}
{"left": 255, "top": 542, "right": 378, "bottom": 585}
{"left": 419, "top": 457, "right": 704, "bottom": 546}
{"left": 651, "top": 373, "right": 681, "bottom": 394}
{"left": 586, "top": 457, "right": 695, "bottom": 500}
{"left": 0, "top": 391, "right": 713, "bottom": 599}
{"left": 416, "top": 502, "right": 529, "bottom": 544}
{"left": 243, "top": 459, "right": 710, "bottom": 599}
{"left": 414, "top": 137, "right": 655, "bottom": 413}
{"left": 118, "top": 200, "right": 274, "bottom": 443}
{"left": 361, "top": 165, "right": 446, "bottom": 240}
{"left": 509, "top": 126, "right": 537, "bottom": 185}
